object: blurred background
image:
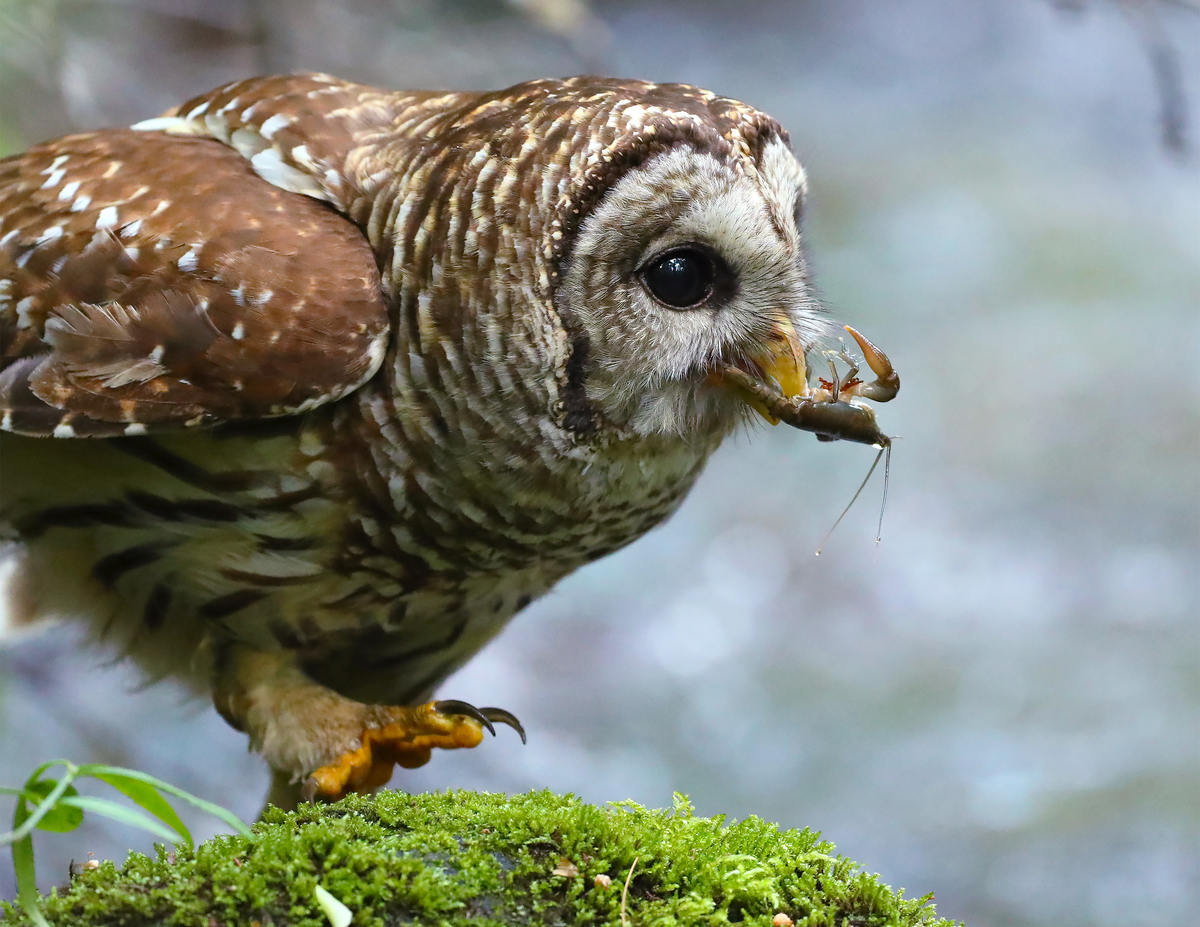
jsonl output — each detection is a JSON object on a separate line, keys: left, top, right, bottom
{"left": 1, "top": 1, "right": 1197, "bottom": 924}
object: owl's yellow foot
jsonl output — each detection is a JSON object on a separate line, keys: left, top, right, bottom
{"left": 300, "top": 700, "right": 525, "bottom": 802}
{"left": 211, "top": 647, "right": 525, "bottom": 807}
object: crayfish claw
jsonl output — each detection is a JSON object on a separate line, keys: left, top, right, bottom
{"left": 842, "top": 325, "right": 900, "bottom": 402}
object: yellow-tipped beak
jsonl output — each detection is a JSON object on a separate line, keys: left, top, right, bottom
{"left": 753, "top": 317, "right": 808, "bottom": 399}
{"left": 712, "top": 317, "right": 808, "bottom": 425}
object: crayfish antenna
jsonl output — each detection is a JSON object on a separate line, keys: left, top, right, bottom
{"left": 814, "top": 441, "right": 892, "bottom": 556}
{"left": 875, "top": 442, "right": 892, "bottom": 547}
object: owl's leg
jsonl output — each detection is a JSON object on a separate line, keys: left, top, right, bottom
{"left": 212, "top": 645, "right": 523, "bottom": 806}
{"left": 263, "top": 768, "right": 304, "bottom": 815}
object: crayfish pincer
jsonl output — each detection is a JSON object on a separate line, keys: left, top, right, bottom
{"left": 719, "top": 325, "right": 899, "bottom": 447}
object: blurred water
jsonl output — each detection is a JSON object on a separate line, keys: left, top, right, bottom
{"left": 1, "top": 2, "right": 1197, "bottom": 925}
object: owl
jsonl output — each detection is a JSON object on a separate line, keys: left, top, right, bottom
{"left": 0, "top": 74, "right": 896, "bottom": 809}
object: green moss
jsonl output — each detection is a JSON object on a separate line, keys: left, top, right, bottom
{"left": 3, "top": 791, "right": 958, "bottom": 926}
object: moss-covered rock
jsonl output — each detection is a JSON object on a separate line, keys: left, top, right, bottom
{"left": 3, "top": 790, "right": 959, "bottom": 926}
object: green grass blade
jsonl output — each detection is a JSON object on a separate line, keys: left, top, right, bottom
{"left": 78, "top": 765, "right": 252, "bottom": 838}
{"left": 0, "top": 769, "right": 79, "bottom": 846}
{"left": 92, "top": 772, "right": 193, "bottom": 848}
{"left": 57, "top": 796, "right": 182, "bottom": 845}
{"left": 11, "top": 798, "right": 51, "bottom": 927}
{"left": 24, "top": 761, "right": 68, "bottom": 783}
{"left": 22, "top": 780, "right": 83, "bottom": 832}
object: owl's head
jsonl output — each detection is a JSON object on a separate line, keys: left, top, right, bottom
{"left": 371, "top": 77, "right": 829, "bottom": 445}
{"left": 546, "top": 80, "right": 826, "bottom": 440}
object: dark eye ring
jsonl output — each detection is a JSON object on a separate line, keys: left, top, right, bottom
{"left": 640, "top": 247, "right": 716, "bottom": 309}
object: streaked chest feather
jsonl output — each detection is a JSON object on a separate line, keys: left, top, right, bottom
{"left": 3, "top": 401, "right": 714, "bottom": 702}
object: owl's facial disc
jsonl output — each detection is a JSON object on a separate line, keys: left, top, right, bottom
{"left": 638, "top": 245, "right": 808, "bottom": 423}
{"left": 558, "top": 138, "right": 827, "bottom": 438}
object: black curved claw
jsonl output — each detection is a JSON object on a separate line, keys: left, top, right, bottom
{"left": 433, "top": 699, "right": 495, "bottom": 737}
{"left": 479, "top": 707, "right": 527, "bottom": 745}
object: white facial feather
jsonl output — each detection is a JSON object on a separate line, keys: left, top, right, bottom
{"left": 558, "top": 140, "right": 829, "bottom": 437}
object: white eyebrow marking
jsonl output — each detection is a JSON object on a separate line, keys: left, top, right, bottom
{"left": 96, "top": 206, "right": 119, "bottom": 229}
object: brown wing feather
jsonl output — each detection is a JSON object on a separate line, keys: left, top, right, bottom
{"left": 0, "top": 130, "right": 389, "bottom": 437}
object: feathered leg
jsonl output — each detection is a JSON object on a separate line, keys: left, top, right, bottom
{"left": 212, "top": 644, "right": 523, "bottom": 805}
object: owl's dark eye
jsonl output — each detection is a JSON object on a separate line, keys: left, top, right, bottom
{"left": 641, "top": 248, "right": 716, "bottom": 309}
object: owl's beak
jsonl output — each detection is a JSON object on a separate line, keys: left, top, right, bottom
{"left": 712, "top": 317, "right": 808, "bottom": 425}
{"left": 712, "top": 321, "right": 899, "bottom": 446}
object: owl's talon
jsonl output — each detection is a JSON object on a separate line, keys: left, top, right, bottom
{"left": 434, "top": 699, "right": 496, "bottom": 736}
{"left": 479, "top": 706, "right": 527, "bottom": 744}
{"left": 302, "top": 698, "right": 524, "bottom": 802}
